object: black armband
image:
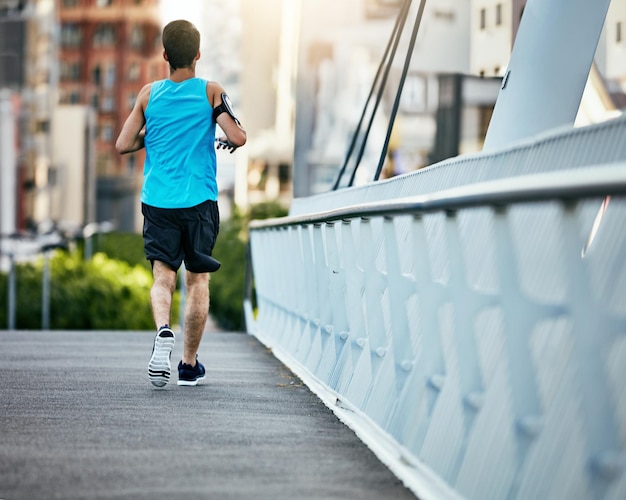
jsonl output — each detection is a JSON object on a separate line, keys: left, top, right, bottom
{"left": 212, "top": 93, "right": 241, "bottom": 125}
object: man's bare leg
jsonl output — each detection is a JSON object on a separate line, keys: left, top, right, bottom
{"left": 150, "top": 261, "right": 178, "bottom": 328}
{"left": 181, "top": 270, "right": 209, "bottom": 366}
{"left": 148, "top": 261, "right": 178, "bottom": 387}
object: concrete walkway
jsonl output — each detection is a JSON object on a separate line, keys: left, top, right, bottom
{"left": 0, "top": 330, "right": 416, "bottom": 500}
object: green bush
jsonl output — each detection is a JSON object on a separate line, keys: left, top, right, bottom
{"left": 249, "top": 201, "right": 289, "bottom": 221}
{"left": 0, "top": 201, "right": 287, "bottom": 331}
{"left": 0, "top": 251, "right": 178, "bottom": 330}
{"left": 211, "top": 201, "right": 288, "bottom": 331}
{"left": 86, "top": 232, "right": 150, "bottom": 270}
{"left": 210, "top": 208, "right": 247, "bottom": 331}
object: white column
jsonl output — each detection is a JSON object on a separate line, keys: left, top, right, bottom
{"left": 0, "top": 89, "right": 17, "bottom": 236}
{"left": 483, "top": 0, "right": 612, "bottom": 152}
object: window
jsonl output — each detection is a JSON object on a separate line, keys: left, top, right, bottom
{"left": 93, "top": 24, "right": 116, "bottom": 47}
{"left": 495, "top": 4, "right": 502, "bottom": 26}
{"left": 130, "top": 25, "right": 144, "bottom": 50}
{"left": 92, "top": 64, "right": 101, "bottom": 85}
{"left": 104, "top": 64, "right": 116, "bottom": 88}
{"left": 101, "top": 123, "right": 113, "bottom": 142}
{"left": 480, "top": 8, "right": 486, "bottom": 30}
{"left": 96, "top": 0, "right": 112, "bottom": 7}
{"left": 60, "top": 61, "right": 81, "bottom": 81}
{"left": 101, "top": 93, "right": 114, "bottom": 111}
{"left": 128, "top": 62, "right": 140, "bottom": 81}
{"left": 61, "top": 23, "right": 82, "bottom": 47}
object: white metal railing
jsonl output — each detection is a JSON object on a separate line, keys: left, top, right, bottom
{"left": 246, "top": 162, "right": 626, "bottom": 500}
{"left": 289, "top": 113, "right": 626, "bottom": 217}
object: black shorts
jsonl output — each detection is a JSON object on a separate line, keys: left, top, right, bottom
{"left": 142, "top": 199, "right": 221, "bottom": 273}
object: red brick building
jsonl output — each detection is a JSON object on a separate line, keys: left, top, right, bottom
{"left": 57, "top": 0, "right": 166, "bottom": 229}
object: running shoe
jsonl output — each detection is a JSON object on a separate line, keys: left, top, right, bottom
{"left": 177, "top": 357, "right": 206, "bottom": 386}
{"left": 148, "top": 325, "right": 175, "bottom": 387}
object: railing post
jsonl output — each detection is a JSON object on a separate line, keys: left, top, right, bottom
{"left": 8, "top": 252, "right": 16, "bottom": 330}
{"left": 42, "top": 249, "right": 51, "bottom": 330}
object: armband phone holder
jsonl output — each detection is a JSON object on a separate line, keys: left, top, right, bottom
{"left": 212, "top": 93, "right": 240, "bottom": 125}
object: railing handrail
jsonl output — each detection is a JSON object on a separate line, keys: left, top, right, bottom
{"left": 250, "top": 163, "right": 626, "bottom": 230}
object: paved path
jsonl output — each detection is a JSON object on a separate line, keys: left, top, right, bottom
{"left": 0, "top": 330, "right": 416, "bottom": 500}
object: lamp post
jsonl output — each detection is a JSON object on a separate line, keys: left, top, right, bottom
{"left": 83, "top": 221, "right": 114, "bottom": 260}
{"left": 8, "top": 250, "right": 16, "bottom": 330}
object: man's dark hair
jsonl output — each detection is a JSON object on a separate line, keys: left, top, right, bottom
{"left": 162, "top": 20, "right": 200, "bottom": 70}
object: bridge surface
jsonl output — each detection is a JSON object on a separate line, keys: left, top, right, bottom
{"left": 0, "top": 329, "right": 416, "bottom": 500}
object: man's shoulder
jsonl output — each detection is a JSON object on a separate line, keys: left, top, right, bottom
{"left": 149, "top": 79, "right": 168, "bottom": 91}
{"left": 205, "top": 80, "right": 226, "bottom": 106}
{"left": 138, "top": 82, "right": 157, "bottom": 106}
{"left": 206, "top": 80, "right": 224, "bottom": 91}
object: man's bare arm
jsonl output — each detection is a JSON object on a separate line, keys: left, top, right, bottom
{"left": 116, "top": 84, "right": 151, "bottom": 154}
{"left": 208, "top": 81, "right": 246, "bottom": 153}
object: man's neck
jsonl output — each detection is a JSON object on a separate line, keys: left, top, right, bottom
{"left": 169, "top": 67, "right": 195, "bottom": 83}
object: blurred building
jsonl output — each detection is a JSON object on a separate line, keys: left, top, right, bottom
{"left": 237, "top": 0, "right": 297, "bottom": 209}
{"left": 51, "top": 105, "right": 96, "bottom": 230}
{"left": 0, "top": 89, "right": 19, "bottom": 238}
{"left": 293, "top": 0, "right": 472, "bottom": 196}
{"left": 0, "top": 0, "right": 22, "bottom": 238}
{"left": 602, "top": 1, "right": 626, "bottom": 88}
{"left": 2, "top": 0, "right": 166, "bottom": 238}
{"left": 0, "top": 0, "right": 56, "bottom": 236}
{"left": 0, "top": 0, "right": 26, "bottom": 89}
{"left": 7, "top": 0, "right": 622, "bottom": 237}
{"left": 292, "top": 0, "right": 625, "bottom": 198}
{"left": 590, "top": 0, "right": 626, "bottom": 118}
{"left": 470, "top": 0, "right": 626, "bottom": 126}
{"left": 470, "top": 0, "right": 525, "bottom": 78}
{"left": 57, "top": 0, "right": 166, "bottom": 231}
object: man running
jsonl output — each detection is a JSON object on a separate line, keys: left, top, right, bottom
{"left": 116, "top": 19, "right": 246, "bottom": 387}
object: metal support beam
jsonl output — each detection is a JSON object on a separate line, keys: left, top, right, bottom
{"left": 483, "top": 0, "right": 612, "bottom": 151}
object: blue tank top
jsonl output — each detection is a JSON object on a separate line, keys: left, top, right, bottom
{"left": 142, "top": 78, "right": 217, "bottom": 208}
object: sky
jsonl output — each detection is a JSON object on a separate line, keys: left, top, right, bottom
{"left": 159, "top": 0, "right": 204, "bottom": 26}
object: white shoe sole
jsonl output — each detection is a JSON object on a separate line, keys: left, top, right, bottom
{"left": 177, "top": 374, "right": 206, "bottom": 387}
{"left": 148, "top": 333, "right": 175, "bottom": 387}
